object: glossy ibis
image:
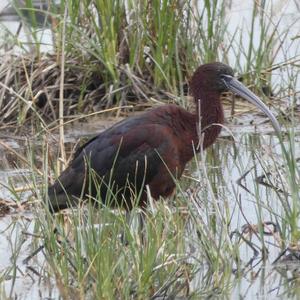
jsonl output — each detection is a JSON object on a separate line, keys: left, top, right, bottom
{"left": 48, "top": 62, "right": 280, "bottom": 212}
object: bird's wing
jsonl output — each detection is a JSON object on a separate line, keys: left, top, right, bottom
{"left": 72, "top": 114, "right": 143, "bottom": 160}
{"left": 49, "top": 123, "right": 178, "bottom": 209}
{"left": 87, "top": 124, "right": 174, "bottom": 191}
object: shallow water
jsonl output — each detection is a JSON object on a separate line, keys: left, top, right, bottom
{"left": 0, "top": 214, "right": 61, "bottom": 299}
{"left": 196, "top": 132, "right": 300, "bottom": 299}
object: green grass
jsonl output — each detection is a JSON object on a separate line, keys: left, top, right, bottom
{"left": 36, "top": 176, "right": 237, "bottom": 298}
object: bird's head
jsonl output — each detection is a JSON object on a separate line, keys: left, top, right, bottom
{"left": 191, "top": 62, "right": 235, "bottom": 94}
{"left": 190, "top": 62, "right": 281, "bottom": 134}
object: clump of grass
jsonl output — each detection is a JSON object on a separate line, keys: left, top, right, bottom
{"left": 0, "top": 54, "right": 107, "bottom": 126}
{"left": 35, "top": 192, "right": 237, "bottom": 298}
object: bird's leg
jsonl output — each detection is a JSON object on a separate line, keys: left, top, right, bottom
{"left": 119, "top": 206, "right": 146, "bottom": 246}
{"left": 119, "top": 211, "right": 131, "bottom": 245}
{"left": 139, "top": 209, "right": 146, "bottom": 246}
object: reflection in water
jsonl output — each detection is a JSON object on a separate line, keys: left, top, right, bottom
{"left": 183, "top": 130, "right": 300, "bottom": 299}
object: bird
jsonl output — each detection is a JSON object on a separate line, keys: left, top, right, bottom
{"left": 47, "top": 62, "right": 281, "bottom": 213}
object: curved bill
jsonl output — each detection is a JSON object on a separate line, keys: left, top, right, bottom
{"left": 221, "top": 75, "right": 281, "bottom": 134}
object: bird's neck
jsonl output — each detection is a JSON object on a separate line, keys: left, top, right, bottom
{"left": 194, "top": 90, "right": 224, "bottom": 150}
{"left": 172, "top": 90, "right": 224, "bottom": 164}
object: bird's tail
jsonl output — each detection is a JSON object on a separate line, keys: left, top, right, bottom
{"left": 47, "top": 181, "right": 81, "bottom": 213}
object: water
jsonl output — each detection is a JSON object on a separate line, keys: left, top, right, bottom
{"left": 0, "top": 214, "right": 61, "bottom": 299}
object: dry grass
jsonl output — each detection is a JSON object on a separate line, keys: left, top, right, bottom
{"left": 0, "top": 53, "right": 104, "bottom": 125}
{"left": 0, "top": 52, "right": 182, "bottom": 128}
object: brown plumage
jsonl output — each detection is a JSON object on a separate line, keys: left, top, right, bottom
{"left": 48, "top": 62, "right": 280, "bottom": 212}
